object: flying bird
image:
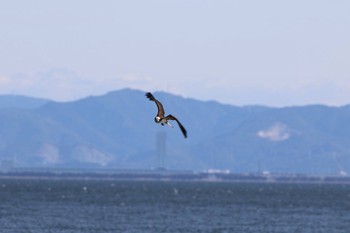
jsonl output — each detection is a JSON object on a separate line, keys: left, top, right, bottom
{"left": 146, "top": 92, "right": 187, "bottom": 138}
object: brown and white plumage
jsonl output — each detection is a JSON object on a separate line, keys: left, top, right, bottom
{"left": 146, "top": 92, "right": 187, "bottom": 138}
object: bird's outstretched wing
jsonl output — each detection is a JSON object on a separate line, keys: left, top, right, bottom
{"left": 165, "top": 114, "right": 187, "bottom": 138}
{"left": 146, "top": 92, "right": 165, "bottom": 118}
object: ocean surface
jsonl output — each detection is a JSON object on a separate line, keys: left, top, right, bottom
{"left": 1, "top": 179, "right": 350, "bottom": 233}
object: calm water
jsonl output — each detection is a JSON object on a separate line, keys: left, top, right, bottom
{"left": 1, "top": 179, "right": 350, "bottom": 233}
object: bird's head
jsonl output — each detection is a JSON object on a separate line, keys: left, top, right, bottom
{"left": 154, "top": 116, "right": 161, "bottom": 123}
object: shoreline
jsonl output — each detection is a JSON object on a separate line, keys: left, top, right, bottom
{"left": 1, "top": 170, "right": 350, "bottom": 184}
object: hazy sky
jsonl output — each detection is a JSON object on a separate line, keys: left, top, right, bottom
{"left": 0, "top": 1, "right": 349, "bottom": 106}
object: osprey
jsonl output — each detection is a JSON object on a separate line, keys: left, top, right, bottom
{"left": 146, "top": 92, "right": 187, "bottom": 138}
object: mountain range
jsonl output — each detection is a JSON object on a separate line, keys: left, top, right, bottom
{"left": 1, "top": 89, "right": 350, "bottom": 175}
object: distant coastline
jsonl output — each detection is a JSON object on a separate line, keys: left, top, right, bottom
{"left": 1, "top": 169, "right": 350, "bottom": 184}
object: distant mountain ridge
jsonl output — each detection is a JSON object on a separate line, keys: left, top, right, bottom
{"left": 1, "top": 88, "right": 350, "bottom": 175}
{"left": 0, "top": 95, "right": 50, "bottom": 109}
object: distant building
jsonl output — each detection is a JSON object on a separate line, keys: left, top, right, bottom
{"left": 207, "top": 169, "right": 230, "bottom": 174}
{"left": 156, "top": 132, "right": 167, "bottom": 169}
{"left": 339, "top": 170, "right": 347, "bottom": 177}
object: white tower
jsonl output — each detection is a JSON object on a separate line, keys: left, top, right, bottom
{"left": 156, "top": 131, "right": 167, "bottom": 169}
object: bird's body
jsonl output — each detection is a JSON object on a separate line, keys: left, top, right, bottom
{"left": 146, "top": 92, "right": 187, "bottom": 138}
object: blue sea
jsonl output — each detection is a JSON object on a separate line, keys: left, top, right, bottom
{"left": 1, "top": 179, "right": 350, "bottom": 233}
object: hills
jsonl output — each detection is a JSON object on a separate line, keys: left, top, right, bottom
{"left": 0, "top": 95, "right": 49, "bottom": 109}
{"left": 1, "top": 88, "right": 350, "bottom": 175}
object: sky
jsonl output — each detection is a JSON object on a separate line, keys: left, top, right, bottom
{"left": 0, "top": 0, "right": 349, "bottom": 106}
